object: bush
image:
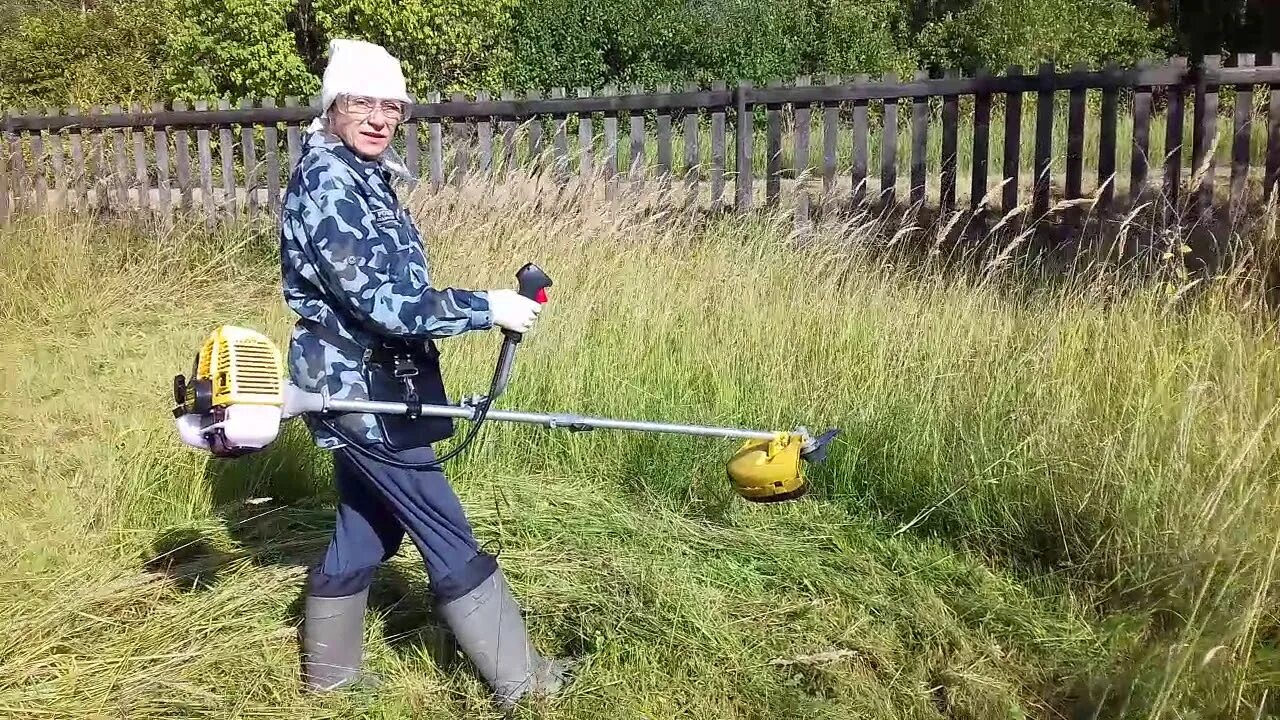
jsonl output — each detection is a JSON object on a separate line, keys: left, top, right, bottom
{"left": 501, "top": 0, "right": 915, "bottom": 91}
{"left": 162, "top": 0, "right": 319, "bottom": 102}
{"left": 308, "top": 0, "right": 518, "bottom": 96}
{"left": 916, "top": 0, "right": 1168, "bottom": 73}
{"left": 0, "top": 0, "right": 173, "bottom": 108}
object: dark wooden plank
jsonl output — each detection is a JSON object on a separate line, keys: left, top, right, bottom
{"left": 237, "top": 97, "right": 255, "bottom": 211}
{"left": 217, "top": 99, "right": 234, "bottom": 215}
{"left": 527, "top": 89, "right": 544, "bottom": 171}
{"left": 683, "top": 81, "right": 699, "bottom": 195}
{"left": 50, "top": 107, "right": 68, "bottom": 212}
{"left": 1131, "top": 67, "right": 1153, "bottom": 204}
{"left": 1193, "top": 56, "right": 1221, "bottom": 215}
{"left": 31, "top": 110, "right": 47, "bottom": 213}
{"left": 881, "top": 74, "right": 900, "bottom": 206}
{"left": 0, "top": 130, "right": 10, "bottom": 223}
{"left": 174, "top": 99, "right": 194, "bottom": 210}
{"left": 601, "top": 85, "right": 618, "bottom": 197}
{"left": 1267, "top": 53, "right": 1280, "bottom": 202}
{"left": 129, "top": 103, "right": 146, "bottom": 212}
{"left": 452, "top": 92, "right": 472, "bottom": 185}
{"left": 1002, "top": 66, "right": 1024, "bottom": 214}
{"left": 710, "top": 80, "right": 726, "bottom": 210}
{"left": 1098, "top": 62, "right": 1119, "bottom": 209}
{"left": 1065, "top": 63, "right": 1088, "bottom": 199}
{"left": 428, "top": 91, "right": 444, "bottom": 188}
{"left": 1163, "top": 63, "right": 1187, "bottom": 219}
{"left": 736, "top": 80, "right": 752, "bottom": 210}
{"left": 656, "top": 82, "right": 673, "bottom": 187}
{"left": 89, "top": 106, "right": 103, "bottom": 209}
{"left": 766, "top": 78, "right": 783, "bottom": 207}
{"left": 501, "top": 89, "right": 517, "bottom": 174}
{"left": 548, "top": 88, "right": 567, "bottom": 179}
{"left": 152, "top": 102, "right": 169, "bottom": 215}
{"left": 285, "top": 97, "right": 303, "bottom": 172}
{"left": 476, "top": 91, "right": 493, "bottom": 176}
{"left": 263, "top": 98, "right": 282, "bottom": 210}
{"left": 940, "top": 71, "right": 959, "bottom": 211}
{"left": 628, "top": 85, "right": 645, "bottom": 182}
{"left": 68, "top": 108, "right": 85, "bottom": 212}
{"left": 577, "top": 87, "right": 592, "bottom": 179}
{"left": 195, "top": 99, "right": 215, "bottom": 220}
{"left": 107, "top": 103, "right": 129, "bottom": 209}
{"left": 822, "top": 74, "right": 839, "bottom": 200}
{"left": 852, "top": 75, "right": 870, "bottom": 207}
{"left": 794, "top": 76, "right": 812, "bottom": 221}
{"left": 1231, "top": 53, "right": 1255, "bottom": 211}
{"left": 404, "top": 119, "right": 420, "bottom": 179}
{"left": 9, "top": 118, "right": 26, "bottom": 215}
{"left": 1033, "top": 62, "right": 1055, "bottom": 216}
{"left": 910, "top": 70, "right": 929, "bottom": 206}
{"left": 971, "top": 71, "right": 992, "bottom": 211}
{"left": 500, "top": 90, "right": 516, "bottom": 176}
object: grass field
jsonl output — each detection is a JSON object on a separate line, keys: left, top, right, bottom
{"left": 1, "top": 177, "right": 1279, "bottom": 719}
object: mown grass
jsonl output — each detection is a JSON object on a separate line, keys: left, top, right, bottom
{"left": 1, "top": 175, "right": 1278, "bottom": 719}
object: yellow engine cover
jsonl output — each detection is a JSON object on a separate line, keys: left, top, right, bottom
{"left": 725, "top": 433, "right": 808, "bottom": 502}
{"left": 194, "top": 325, "right": 284, "bottom": 409}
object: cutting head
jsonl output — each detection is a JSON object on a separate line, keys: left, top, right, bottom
{"left": 725, "top": 427, "right": 839, "bottom": 503}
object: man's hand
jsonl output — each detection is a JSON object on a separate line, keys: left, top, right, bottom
{"left": 487, "top": 289, "right": 542, "bottom": 334}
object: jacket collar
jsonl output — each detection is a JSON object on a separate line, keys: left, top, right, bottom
{"left": 304, "top": 130, "right": 391, "bottom": 185}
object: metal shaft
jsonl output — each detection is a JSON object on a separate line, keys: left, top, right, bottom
{"left": 323, "top": 397, "right": 782, "bottom": 442}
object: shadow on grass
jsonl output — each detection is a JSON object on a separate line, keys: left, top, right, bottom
{"left": 140, "top": 422, "right": 462, "bottom": 670}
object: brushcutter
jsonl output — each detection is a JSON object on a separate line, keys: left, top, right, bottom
{"left": 171, "top": 264, "right": 839, "bottom": 502}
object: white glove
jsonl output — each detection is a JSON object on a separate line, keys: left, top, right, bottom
{"left": 487, "top": 289, "right": 542, "bottom": 334}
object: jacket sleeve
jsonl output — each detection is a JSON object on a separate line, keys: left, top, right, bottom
{"left": 290, "top": 168, "right": 493, "bottom": 340}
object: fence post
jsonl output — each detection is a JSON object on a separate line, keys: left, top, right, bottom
{"left": 1002, "top": 65, "right": 1024, "bottom": 216}
{"left": 0, "top": 125, "right": 9, "bottom": 226}
{"left": 1130, "top": 61, "right": 1154, "bottom": 207}
{"left": 1032, "top": 62, "right": 1055, "bottom": 217}
{"left": 910, "top": 70, "right": 930, "bottom": 208}
{"left": 735, "top": 81, "right": 752, "bottom": 211}
{"left": 970, "top": 69, "right": 992, "bottom": 215}
{"left": 1267, "top": 52, "right": 1280, "bottom": 203}
{"left": 1230, "top": 52, "right": 1256, "bottom": 218}
{"left": 1163, "top": 58, "right": 1188, "bottom": 224}
{"left": 1192, "top": 55, "right": 1220, "bottom": 220}
{"left": 940, "top": 70, "right": 960, "bottom": 212}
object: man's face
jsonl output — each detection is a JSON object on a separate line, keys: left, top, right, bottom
{"left": 329, "top": 95, "right": 407, "bottom": 159}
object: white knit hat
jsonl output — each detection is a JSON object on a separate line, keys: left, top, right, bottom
{"left": 306, "top": 38, "right": 415, "bottom": 179}
{"left": 319, "top": 38, "right": 411, "bottom": 113}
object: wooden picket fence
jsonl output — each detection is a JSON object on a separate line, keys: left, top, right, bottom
{"left": 2, "top": 53, "right": 1280, "bottom": 228}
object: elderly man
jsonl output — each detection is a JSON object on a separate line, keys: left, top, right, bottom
{"left": 278, "top": 38, "right": 573, "bottom": 712}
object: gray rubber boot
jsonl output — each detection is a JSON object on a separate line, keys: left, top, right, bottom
{"left": 438, "top": 567, "right": 574, "bottom": 712}
{"left": 300, "top": 589, "right": 378, "bottom": 691}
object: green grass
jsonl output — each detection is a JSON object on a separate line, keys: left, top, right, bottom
{"left": 1, "top": 178, "right": 1279, "bottom": 719}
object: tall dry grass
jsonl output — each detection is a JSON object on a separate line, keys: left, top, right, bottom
{"left": 0, "top": 170, "right": 1278, "bottom": 719}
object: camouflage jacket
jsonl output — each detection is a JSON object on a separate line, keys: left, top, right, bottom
{"left": 280, "top": 130, "right": 493, "bottom": 449}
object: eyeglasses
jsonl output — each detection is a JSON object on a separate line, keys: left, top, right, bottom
{"left": 337, "top": 95, "right": 410, "bottom": 123}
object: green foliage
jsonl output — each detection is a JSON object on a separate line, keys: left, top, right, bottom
{"left": 308, "top": 0, "right": 518, "bottom": 97}
{"left": 162, "top": 0, "right": 318, "bottom": 102}
{"left": 916, "top": 0, "right": 1169, "bottom": 73}
{"left": 501, "top": 0, "right": 915, "bottom": 91}
{"left": 0, "top": 0, "right": 173, "bottom": 108}
{"left": 0, "top": 0, "right": 1179, "bottom": 110}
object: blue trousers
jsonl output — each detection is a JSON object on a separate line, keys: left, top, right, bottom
{"left": 307, "top": 443, "right": 498, "bottom": 605}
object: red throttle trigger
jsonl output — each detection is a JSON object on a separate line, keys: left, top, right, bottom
{"left": 516, "top": 263, "right": 552, "bottom": 305}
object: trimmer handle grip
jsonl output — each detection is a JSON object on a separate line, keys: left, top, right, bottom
{"left": 516, "top": 263, "right": 552, "bottom": 304}
{"left": 496, "top": 264, "right": 552, "bottom": 394}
